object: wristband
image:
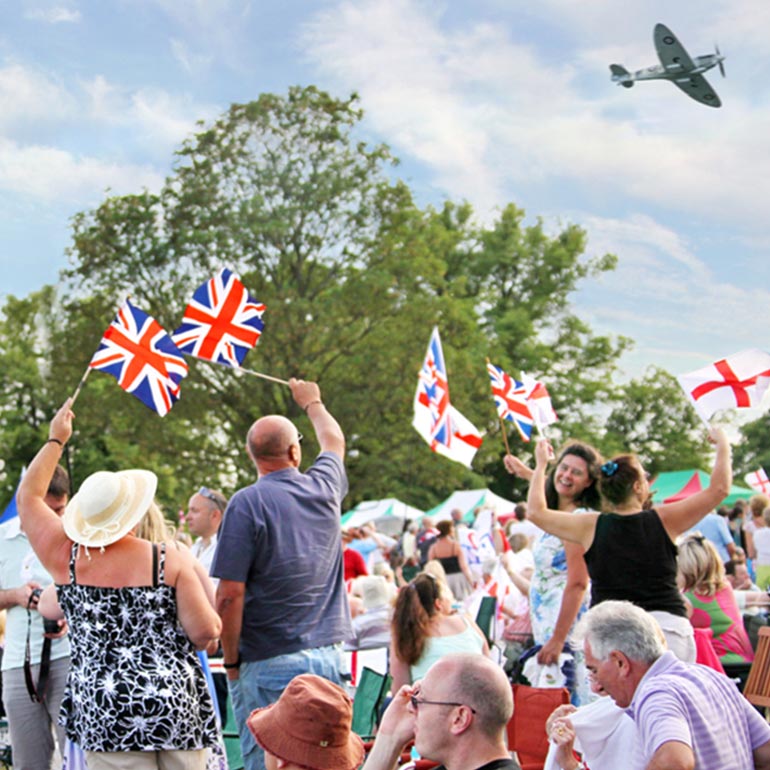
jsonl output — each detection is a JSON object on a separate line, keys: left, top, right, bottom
{"left": 223, "top": 658, "right": 241, "bottom": 669}
{"left": 303, "top": 400, "right": 323, "bottom": 412}
{"left": 46, "top": 438, "right": 64, "bottom": 447}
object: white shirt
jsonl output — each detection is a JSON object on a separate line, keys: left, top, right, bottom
{"left": 191, "top": 533, "right": 219, "bottom": 587}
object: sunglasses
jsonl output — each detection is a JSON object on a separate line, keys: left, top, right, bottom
{"left": 198, "top": 487, "right": 226, "bottom": 510}
{"left": 409, "top": 695, "right": 476, "bottom": 714}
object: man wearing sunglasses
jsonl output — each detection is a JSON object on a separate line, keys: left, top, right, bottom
{"left": 362, "top": 653, "right": 520, "bottom": 770}
{"left": 212, "top": 378, "right": 351, "bottom": 770}
{"left": 187, "top": 486, "right": 227, "bottom": 582}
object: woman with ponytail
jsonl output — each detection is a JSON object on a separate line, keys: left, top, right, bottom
{"left": 388, "top": 573, "right": 488, "bottom": 690}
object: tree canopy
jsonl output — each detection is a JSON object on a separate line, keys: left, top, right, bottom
{"left": 0, "top": 85, "right": 736, "bottom": 517}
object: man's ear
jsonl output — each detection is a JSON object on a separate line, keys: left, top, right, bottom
{"left": 448, "top": 704, "right": 474, "bottom": 736}
{"left": 610, "top": 650, "right": 631, "bottom": 677}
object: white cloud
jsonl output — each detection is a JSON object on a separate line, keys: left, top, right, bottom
{"left": 0, "top": 137, "right": 164, "bottom": 202}
{"left": 0, "top": 62, "right": 76, "bottom": 128}
{"left": 81, "top": 74, "right": 216, "bottom": 148}
{"left": 24, "top": 6, "right": 81, "bottom": 24}
{"left": 170, "top": 38, "right": 213, "bottom": 74}
{"left": 574, "top": 213, "right": 770, "bottom": 375}
{"left": 301, "top": 0, "right": 770, "bottom": 231}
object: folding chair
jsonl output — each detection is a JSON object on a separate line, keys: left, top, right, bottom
{"left": 352, "top": 667, "right": 392, "bottom": 739}
{"left": 475, "top": 595, "right": 497, "bottom": 646}
{"left": 506, "top": 684, "right": 570, "bottom": 770}
{"left": 743, "top": 625, "right": 770, "bottom": 710}
{"left": 222, "top": 690, "right": 245, "bottom": 769}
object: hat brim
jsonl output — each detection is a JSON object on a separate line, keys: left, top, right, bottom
{"left": 62, "top": 469, "right": 157, "bottom": 548}
{"left": 248, "top": 703, "right": 365, "bottom": 770}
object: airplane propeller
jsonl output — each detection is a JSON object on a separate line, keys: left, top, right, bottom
{"left": 715, "top": 43, "right": 726, "bottom": 77}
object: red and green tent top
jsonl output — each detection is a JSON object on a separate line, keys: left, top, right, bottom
{"left": 650, "top": 469, "right": 753, "bottom": 506}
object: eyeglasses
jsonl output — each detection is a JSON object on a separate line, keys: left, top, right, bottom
{"left": 198, "top": 487, "right": 226, "bottom": 510}
{"left": 409, "top": 695, "right": 476, "bottom": 714}
{"left": 297, "top": 433, "right": 304, "bottom": 444}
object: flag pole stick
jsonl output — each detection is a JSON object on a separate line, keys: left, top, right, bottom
{"left": 238, "top": 368, "right": 291, "bottom": 386}
{"left": 189, "top": 355, "right": 291, "bottom": 386}
{"left": 70, "top": 365, "right": 92, "bottom": 407}
{"left": 498, "top": 416, "right": 511, "bottom": 454}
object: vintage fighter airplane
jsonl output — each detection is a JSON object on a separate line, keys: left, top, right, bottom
{"left": 610, "top": 23, "right": 725, "bottom": 107}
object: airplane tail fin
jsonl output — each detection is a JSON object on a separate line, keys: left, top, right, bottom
{"left": 609, "top": 64, "right": 634, "bottom": 88}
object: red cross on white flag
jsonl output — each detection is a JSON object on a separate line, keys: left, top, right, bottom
{"left": 745, "top": 469, "right": 770, "bottom": 496}
{"left": 677, "top": 349, "right": 770, "bottom": 421}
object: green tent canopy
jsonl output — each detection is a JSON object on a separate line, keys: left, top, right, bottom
{"left": 650, "top": 470, "right": 753, "bottom": 507}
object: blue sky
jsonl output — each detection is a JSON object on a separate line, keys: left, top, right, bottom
{"left": 2, "top": 0, "right": 769, "bottom": 384}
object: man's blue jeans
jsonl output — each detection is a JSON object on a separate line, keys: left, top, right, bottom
{"left": 227, "top": 645, "right": 343, "bottom": 770}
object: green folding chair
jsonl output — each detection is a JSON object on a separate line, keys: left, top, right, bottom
{"left": 222, "top": 691, "right": 244, "bottom": 770}
{"left": 351, "top": 666, "right": 391, "bottom": 739}
{"left": 475, "top": 595, "right": 497, "bottom": 646}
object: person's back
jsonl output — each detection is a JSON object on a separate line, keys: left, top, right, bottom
{"left": 632, "top": 651, "right": 766, "bottom": 769}
{"left": 58, "top": 537, "right": 219, "bottom": 753}
{"left": 218, "top": 456, "right": 350, "bottom": 658}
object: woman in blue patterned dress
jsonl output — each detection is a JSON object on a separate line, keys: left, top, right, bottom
{"left": 505, "top": 441, "right": 601, "bottom": 704}
{"left": 18, "top": 399, "right": 222, "bottom": 770}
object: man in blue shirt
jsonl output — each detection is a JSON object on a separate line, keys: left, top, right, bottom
{"left": 212, "top": 378, "right": 351, "bottom": 770}
{"left": 684, "top": 510, "right": 736, "bottom": 563}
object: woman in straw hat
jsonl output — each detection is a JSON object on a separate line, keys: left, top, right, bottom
{"left": 17, "top": 399, "right": 222, "bottom": 770}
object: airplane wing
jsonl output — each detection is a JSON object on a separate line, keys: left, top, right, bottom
{"left": 654, "top": 23, "right": 696, "bottom": 72}
{"left": 670, "top": 72, "right": 722, "bottom": 107}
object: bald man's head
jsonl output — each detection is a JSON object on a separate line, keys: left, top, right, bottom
{"left": 426, "top": 654, "right": 513, "bottom": 738}
{"left": 246, "top": 416, "right": 302, "bottom": 468}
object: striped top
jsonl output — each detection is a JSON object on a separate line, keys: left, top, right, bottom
{"left": 628, "top": 651, "right": 770, "bottom": 768}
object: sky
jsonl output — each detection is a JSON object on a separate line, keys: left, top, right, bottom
{"left": 1, "top": 0, "right": 770, "bottom": 388}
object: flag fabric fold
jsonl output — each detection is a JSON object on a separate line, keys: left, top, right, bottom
{"left": 487, "top": 362, "right": 534, "bottom": 442}
{"left": 90, "top": 300, "right": 188, "bottom": 416}
{"left": 172, "top": 267, "right": 266, "bottom": 367}
{"left": 521, "top": 371, "right": 558, "bottom": 431}
{"left": 745, "top": 469, "right": 770, "bottom": 496}
{"left": 413, "top": 327, "right": 482, "bottom": 467}
{"left": 677, "top": 349, "right": 770, "bottom": 421}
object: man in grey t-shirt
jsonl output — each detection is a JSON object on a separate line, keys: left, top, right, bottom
{"left": 212, "top": 378, "right": 351, "bottom": 770}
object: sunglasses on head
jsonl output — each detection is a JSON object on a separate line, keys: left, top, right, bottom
{"left": 198, "top": 487, "right": 226, "bottom": 510}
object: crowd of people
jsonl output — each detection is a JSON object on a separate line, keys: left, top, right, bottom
{"left": 2, "top": 379, "right": 770, "bottom": 770}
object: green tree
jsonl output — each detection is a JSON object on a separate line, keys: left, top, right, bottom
{"left": 3, "top": 86, "right": 636, "bottom": 515}
{"left": 603, "top": 366, "right": 710, "bottom": 475}
{"left": 0, "top": 287, "right": 61, "bottom": 507}
{"left": 734, "top": 413, "right": 770, "bottom": 480}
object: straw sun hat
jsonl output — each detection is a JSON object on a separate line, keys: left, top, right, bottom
{"left": 247, "top": 674, "right": 364, "bottom": 770}
{"left": 63, "top": 469, "right": 157, "bottom": 548}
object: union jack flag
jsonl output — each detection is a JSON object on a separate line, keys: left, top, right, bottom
{"left": 414, "top": 327, "right": 452, "bottom": 448}
{"left": 90, "top": 300, "right": 188, "bottom": 416}
{"left": 172, "top": 268, "right": 266, "bottom": 367}
{"left": 412, "top": 327, "right": 482, "bottom": 467}
{"left": 487, "top": 362, "right": 534, "bottom": 442}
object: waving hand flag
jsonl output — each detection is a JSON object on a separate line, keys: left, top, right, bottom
{"left": 90, "top": 300, "right": 188, "bottom": 416}
{"left": 172, "top": 268, "right": 266, "bottom": 367}
{"left": 677, "top": 349, "right": 770, "bottom": 421}
{"left": 745, "top": 469, "right": 770, "bottom": 496}
{"left": 521, "top": 372, "right": 558, "bottom": 431}
{"left": 413, "top": 327, "right": 482, "bottom": 467}
{"left": 487, "top": 362, "right": 534, "bottom": 442}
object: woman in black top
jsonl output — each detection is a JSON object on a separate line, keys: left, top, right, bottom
{"left": 526, "top": 427, "right": 731, "bottom": 662}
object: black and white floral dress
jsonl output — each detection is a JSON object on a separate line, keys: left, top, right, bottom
{"left": 57, "top": 542, "right": 219, "bottom": 753}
